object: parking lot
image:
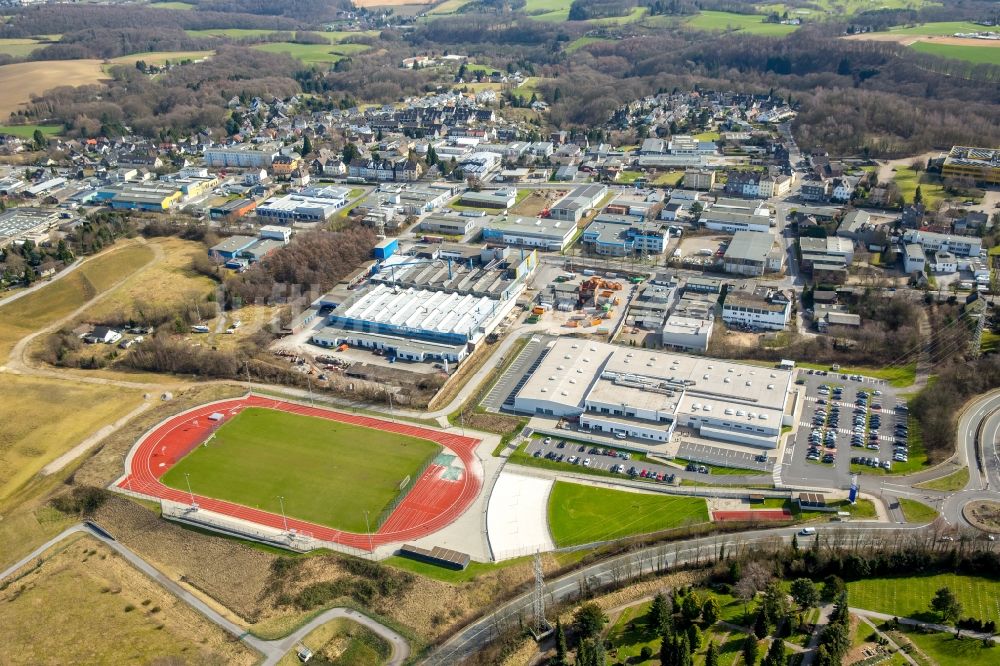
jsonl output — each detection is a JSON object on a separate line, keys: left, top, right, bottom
{"left": 480, "top": 335, "right": 550, "bottom": 412}
{"left": 783, "top": 367, "right": 910, "bottom": 489}
{"left": 523, "top": 436, "right": 687, "bottom": 485}
{"left": 676, "top": 440, "right": 773, "bottom": 472}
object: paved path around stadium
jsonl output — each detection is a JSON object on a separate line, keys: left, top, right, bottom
{"left": 0, "top": 523, "right": 411, "bottom": 666}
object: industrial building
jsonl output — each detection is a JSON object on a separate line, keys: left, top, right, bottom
{"left": 582, "top": 214, "right": 666, "bottom": 256}
{"left": 701, "top": 198, "right": 772, "bottom": 233}
{"left": 549, "top": 183, "right": 608, "bottom": 223}
{"left": 721, "top": 287, "right": 791, "bottom": 331}
{"left": 369, "top": 245, "right": 537, "bottom": 301}
{"left": 661, "top": 314, "right": 714, "bottom": 352}
{"left": 255, "top": 186, "right": 351, "bottom": 225}
{"left": 902, "top": 229, "right": 982, "bottom": 258}
{"left": 458, "top": 188, "right": 517, "bottom": 209}
{"left": 481, "top": 215, "right": 577, "bottom": 251}
{"left": 941, "top": 146, "right": 1000, "bottom": 186}
{"left": 0, "top": 208, "right": 60, "bottom": 248}
{"left": 209, "top": 197, "right": 258, "bottom": 222}
{"left": 512, "top": 338, "right": 794, "bottom": 448}
{"left": 310, "top": 283, "right": 517, "bottom": 364}
{"left": 420, "top": 212, "right": 482, "bottom": 237}
{"left": 204, "top": 142, "right": 281, "bottom": 168}
{"left": 94, "top": 184, "right": 183, "bottom": 211}
{"left": 722, "top": 231, "right": 784, "bottom": 276}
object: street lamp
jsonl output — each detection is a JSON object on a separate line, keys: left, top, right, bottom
{"left": 277, "top": 495, "right": 289, "bottom": 532}
{"left": 364, "top": 510, "right": 374, "bottom": 555}
{"left": 183, "top": 472, "right": 195, "bottom": 505}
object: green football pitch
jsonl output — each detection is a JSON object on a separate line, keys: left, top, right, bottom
{"left": 547, "top": 481, "right": 710, "bottom": 547}
{"left": 161, "top": 407, "right": 441, "bottom": 533}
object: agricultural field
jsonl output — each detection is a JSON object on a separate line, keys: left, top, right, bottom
{"left": 523, "top": 0, "right": 573, "bottom": 22}
{"left": 910, "top": 41, "right": 1000, "bottom": 66}
{"left": 565, "top": 36, "right": 613, "bottom": 52}
{"left": 184, "top": 28, "right": 280, "bottom": 39}
{"left": 109, "top": 50, "right": 214, "bottom": 68}
{"left": 0, "top": 375, "right": 143, "bottom": 503}
{"left": 426, "top": 0, "right": 473, "bottom": 15}
{"left": 161, "top": 407, "right": 441, "bottom": 532}
{"left": 276, "top": 617, "right": 390, "bottom": 666}
{"left": 872, "top": 21, "right": 991, "bottom": 37}
{"left": 0, "top": 59, "right": 107, "bottom": 119}
{"left": 589, "top": 7, "right": 648, "bottom": 25}
{"left": 685, "top": 11, "right": 800, "bottom": 36}
{"left": 0, "top": 37, "right": 47, "bottom": 58}
{"left": 847, "top": 574, "right": 1000, "bottom": 624}
{"left": 251, "top": 41, "right": 370, "bottom": 65}
{"left": 0, "top": 536, "right": 257, "bottom": 665}
{"left": 0, "top": 123, "right": 62, "bottom": 139}
{"left": 149, "top": 1, "right": 195, "bottom": 8}
{"left": 546, "top": 481, "right": 710, "bottom": 547}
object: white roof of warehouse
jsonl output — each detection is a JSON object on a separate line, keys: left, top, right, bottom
{"left": 338, "top": 283, "right": 500, "bottom": 336}
{"left": 516, "top": 337, "right": 792, "bottom": 424}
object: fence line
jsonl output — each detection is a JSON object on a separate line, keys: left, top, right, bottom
{"left": 375, "top": 455, "right": 436, "bottom": 530}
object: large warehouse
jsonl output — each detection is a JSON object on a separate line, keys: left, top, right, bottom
{"left": 513, "top": 338, "right": 794, "bottom": 448}
{"left": 311, "top": 283, "right": 516, "bottom": 364}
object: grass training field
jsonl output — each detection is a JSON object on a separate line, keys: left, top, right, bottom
{"left": 546, "top": 480, "right": 709, "bottom": 547}
{"left": 161, "top": 407, "right": 441, "bottom": 532}
{"left": 847, "top": 574, "right": 1000, "bottom": 624}
{"left": 0, "top": 536, "right": 257, "bottom": 665}
{"left": 909, "top": 41, "right": 1000, "bottom": 66}
{"left": 685, "top": 11, "right": 799, "bottom": 36}
{"left": 0, "top": 59, "right": 108, "bottom": 119}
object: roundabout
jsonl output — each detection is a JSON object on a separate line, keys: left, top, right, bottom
{"left": 963, "top": 499, "right": 1000, "bottom": 534}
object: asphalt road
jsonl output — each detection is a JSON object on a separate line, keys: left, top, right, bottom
{"left": 421, "top": 524, "right": 928, "bottom": 665}
{"left": 0, "top": 523, "right": 410, "bottom": 666}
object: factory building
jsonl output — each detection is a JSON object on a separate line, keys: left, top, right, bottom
{"left": 311, "top": 283, "right": 517, "bottom": 364}
{"left": 481, "top": 215, "right": 577, "bottom": 251}
{"left": 512, "top": 338, "right": 794, "bottom": 448}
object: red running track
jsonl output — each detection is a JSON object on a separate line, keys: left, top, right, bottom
{"left": 117, "top": 396, "right": 482, "bottom": 551}
{"left": 712, "top": 510, "right": 793, "bottom": 522}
